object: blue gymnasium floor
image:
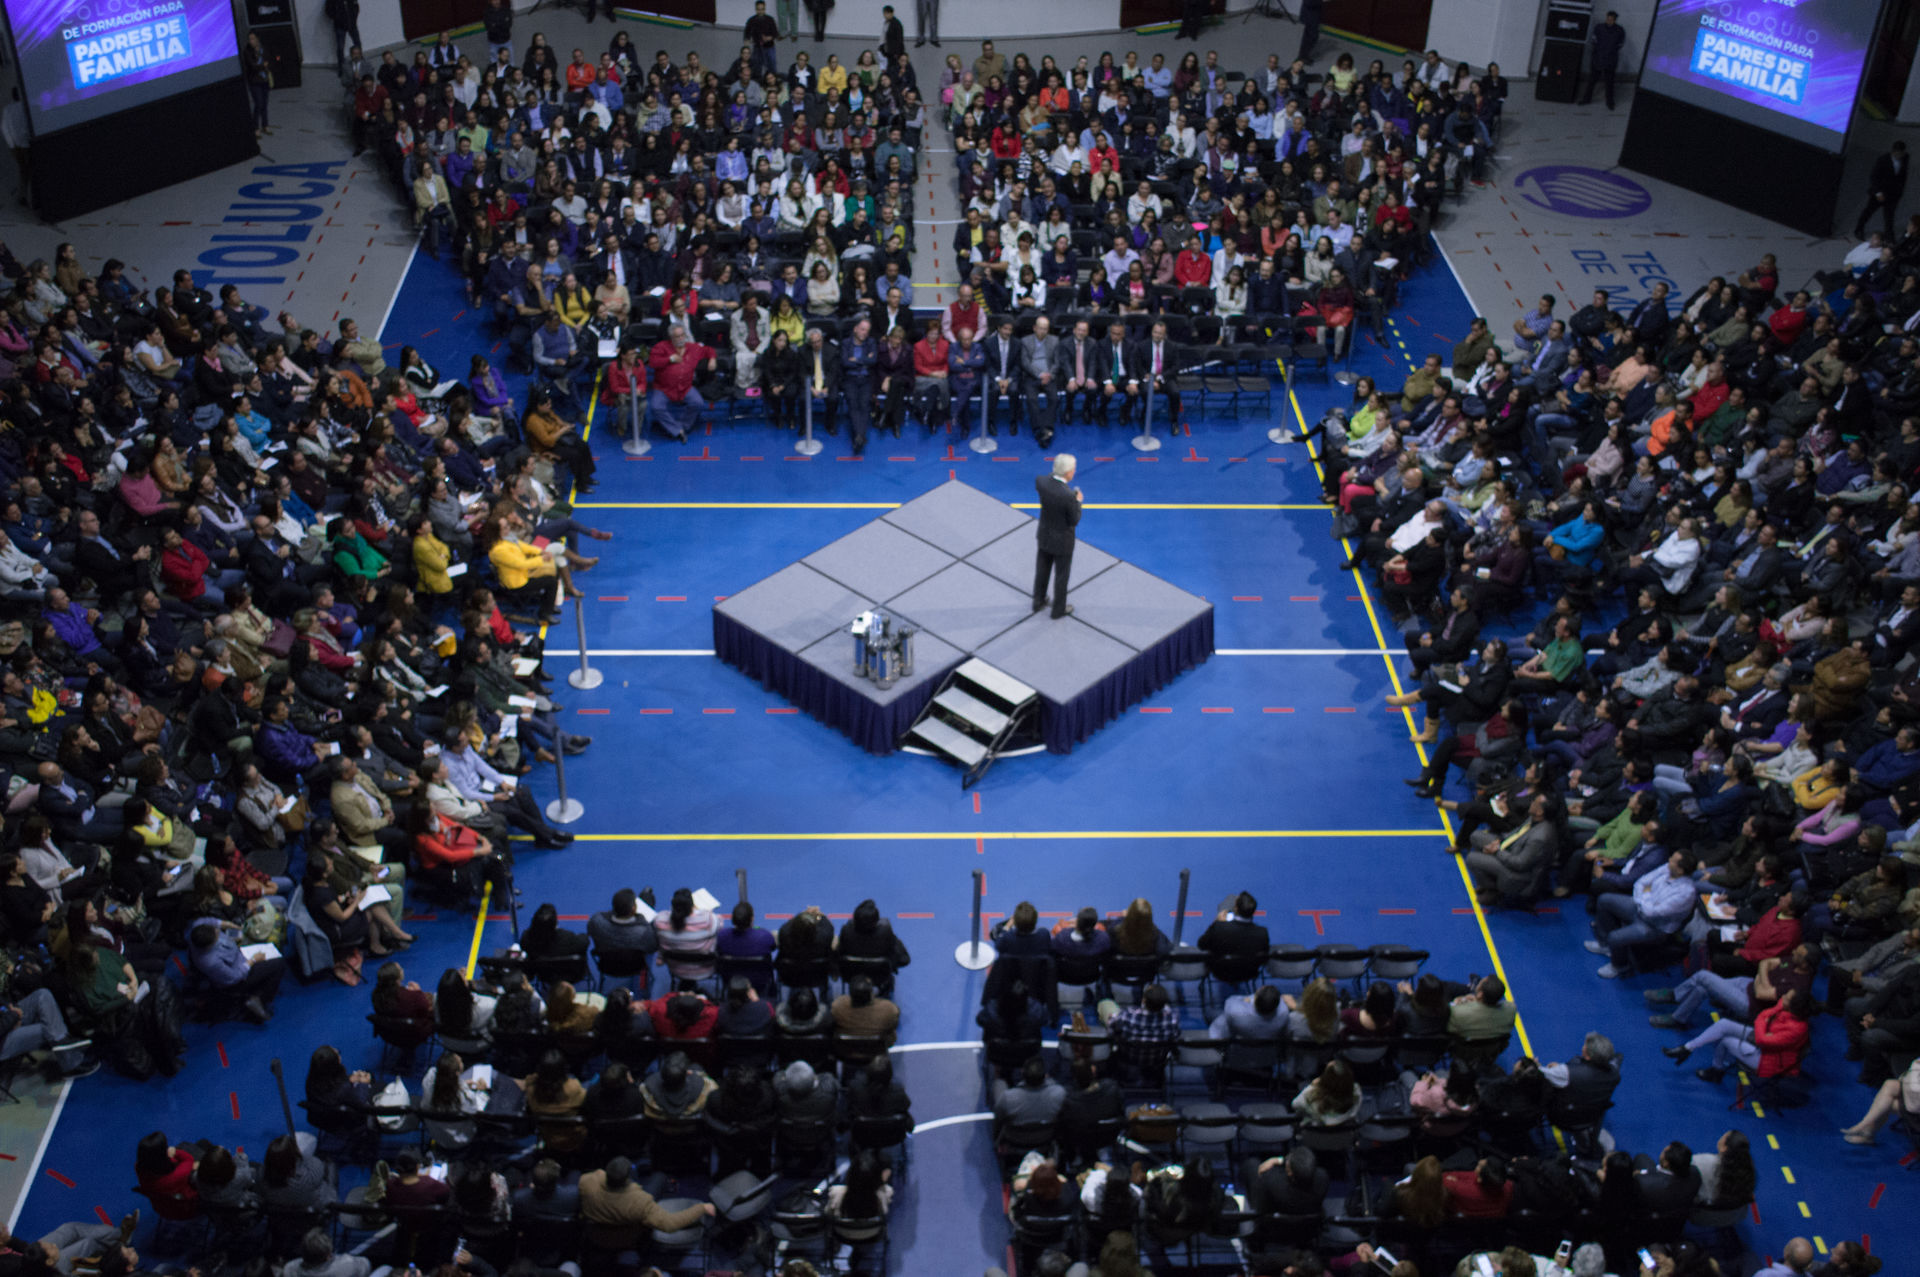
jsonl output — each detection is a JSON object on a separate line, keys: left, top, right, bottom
{"left": 13, "top": 248, "right": 1910, "bottom": 1274}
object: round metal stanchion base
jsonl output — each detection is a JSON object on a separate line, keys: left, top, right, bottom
{"left": 1267, "top": 427, "right": 1292, "bottom": 445}
{"left": 968, "top": 435, "right": 999, "bottom": 454}
{"left": 1334, "top": 371, "right": 1358, "bottom": 385}
{"left": 546, "top": 797, "right": 585, "bottom": 824}
{"left": 954, "top": 939, "right": 998, "bottom": 970}
{"left": 792, "top": 437, "right": 825, "bottom": 456}
{"left": 622, "top": 438, "right": 652, "bottom": 456}
{"left": 568, "top": 667, "right": 604, "bottom": 689}
{"left": 1131, "top": 432, "right": 1163, "bottom": 452}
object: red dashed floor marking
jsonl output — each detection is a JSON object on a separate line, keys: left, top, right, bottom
{"left": 766, "top": 707, "right": 799, "bottom": 714}
{"left": 1325, "top": 707, "right": 1356, "bottom": 713}
{"left": 897, "top": 912, "right": 935, "bottom": 919}
{"left": 577, "top": 708, "right": 611, "bottom": 715}
{"left": 93, "top": 1207, "right": 112, "bottom": 1225}
{"left": 1264, "top": 707, "right": 1294, "bottom": 713}
{"left": 44, "top": 1170, "right": 72, "bottom": 1187}
{"left": 638, "top": 708, "right": 673, "bottom": 715}
{"left": 1379, "top": 908, "right": 1417, "bottom": 915}
{"left": 1870, "top": 1183, "right": 1886, "bottom": 1209}
{"left": 1232, "top": 595, "right": 1262, "bottom": 601}
{"left": 1289, "top": 595, "right": 1319, "bottom": 602}
{"left": 1299, "top": 908, "right": 1339, "bottom": 935}
{"left": 1138, "top": 707, "right": 1172, "bottom": 714}
{"left": 656, "top": 595, "right": 687, "bottom": 602}
{"left": 702, "top": 708, "right": 735, "bottom": 715}
{"left": 230, "top": 1092, "right": 241, "bottom": 1120}
{"left": 598, "top": 595, "right": 628, "bottom": 602}
{"left": 1200, "top": 707, "right": 1234, "bottom": 714}
{"left": 217, "top": 1042, "right": 229, "bottom": 1068}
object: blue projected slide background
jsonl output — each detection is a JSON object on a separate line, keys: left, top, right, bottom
{"left": 3, "top": 0, "right": 240, "bottom": 133}
{"left": 1641, "top": 0, "right": 1877, "bottom": 151}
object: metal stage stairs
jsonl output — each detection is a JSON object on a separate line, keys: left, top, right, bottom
{"left": 902, "top": 658, "right": 1039, "bottom": 788}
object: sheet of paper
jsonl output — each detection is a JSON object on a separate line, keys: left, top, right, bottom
{"left": 359, "top": 884, "right": 393, "bottom": 907}
{"left": 445, "top": 562, "right": 469, "bottom": 577}
{"left": 241, "top": 943, "right": 281, "bottom": 961}
{"left": 468, "top": 1062, "right": 494, "bottom": 1088}
{"left": 633, "top": 896, "right": 658, "bottom": 922}
{"left": 597, "top": 339, "right": 620, "bottom": 360}
{"left": 424, "top": 685, "right": 448, "bottom": 699}
{"left": 691, "top": 887, "right": 722, "bottom": 912}
{"left": 508, "top": 694, "right": 537, "bottom": 709}
{"left": 499, "top": 717, "right": 518, "bottom": 740}
{"left": 430, "top": 380, "right": 461, "bottom": 398}
{"left": 513, "top": 657, "right": 540, "bottom": 676}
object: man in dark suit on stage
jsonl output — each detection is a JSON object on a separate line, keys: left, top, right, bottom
{"left": 1033, "top": 454, "right": 1082, "bottom": 619}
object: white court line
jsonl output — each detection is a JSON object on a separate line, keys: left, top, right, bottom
{"left": 546, "top": 648, "right": 1391, "bottom": 657}
{"left": 8, "top": 1078, "right": 71, "bottom": 1232}
{"left": 911, "top": 1112, "right": 995, "bottom": 1133}
{"left": 373, "top": 241, "right": 420, "bottom": 343}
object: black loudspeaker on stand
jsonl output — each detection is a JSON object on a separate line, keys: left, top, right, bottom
{"left": 246, "top": 0, "right": 303, "bottom": 89}
{"left": 1535, "top": 41, "right": 1581, "bottom": 103}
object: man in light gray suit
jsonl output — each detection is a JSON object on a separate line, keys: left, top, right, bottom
{"left": 1020, "top": 314, "right": 1061, "bottom": 446}
{"left": 1521, "top": 318, "right": 1572, "bottom": 394}
{"left": 1465, "top": 793, "right": 1558, "bottom": 903}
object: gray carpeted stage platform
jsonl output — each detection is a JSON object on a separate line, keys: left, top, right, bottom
{"left": 712, "top": 480, "right": 1215, "bottom": 754}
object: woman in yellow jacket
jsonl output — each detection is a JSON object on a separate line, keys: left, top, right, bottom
{"left": 411, "top": 514, "right": 455, "bottom": 597}
{"left": 485, "top": 512, "right": 581, "bottom": 613}
{"left": 818, "top": 53, "right": 850, "bottom": 97}
{"left": 552, "top": 271, "right": 593, "bottom": 330}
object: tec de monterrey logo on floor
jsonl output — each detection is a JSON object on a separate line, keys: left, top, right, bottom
{"left": 1512, "top": 165, "right": 1654, "bottom": 218}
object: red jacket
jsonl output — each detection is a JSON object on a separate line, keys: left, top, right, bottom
{"left": 416, "top": 816, "right": 487, "bottom": 870}
{"left": 302, "top": 631, "right": 356, "bottom": 672}
{"left": 160, "top": 541, "right": 211, "bottom": 600}
{"left": 1737, "top": 905, "right": 1802, "bottom": 964}
{"left": 1173, "top": 250, "right": 1212, "bottom": 287}
{"left": 648, "top": 995, "right": 720, "bottom": 1039}
{"left": 1753, "top": 1002, "right": 1810, "bottom": 1077}
{"left": 913, "top": 337, "right": 949, "bottom": 376}
{"left": 648, "top": 340, "right": 714, "bottom": 401}
{"left": 607, "top": 361, "right": 647, "bottom": 399}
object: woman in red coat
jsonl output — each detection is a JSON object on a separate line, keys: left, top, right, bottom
{"left": 1666, "top": 989, "right": 1812, "bottom": 1084}
{"left": 135, "top": 1132, "right": 199, "bottom": 1219}
{"left": 413, "top": 807, "right": 515, "bottom": 901}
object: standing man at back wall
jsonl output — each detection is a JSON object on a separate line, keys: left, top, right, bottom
{"left": 1857, "top": 141, "right": 1909, "bottom": 242}
{"left": 1581, "top": 10, "right": 1626, "bottom": 109}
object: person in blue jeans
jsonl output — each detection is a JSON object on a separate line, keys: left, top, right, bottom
{"left": 0, "top": 986, "right": 97, "bottom": 1076}
{"left": 1586, "top": 848, "right": 1701, "bottom": 978}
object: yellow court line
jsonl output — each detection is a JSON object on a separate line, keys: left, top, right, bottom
{"left": 574, "top": 501, "right": 1332, "bottom": 511}
{"left": 467, "top": 368, "right": 606, "bottom": 969}
{"left": 577, "top": 501, "right": 904, "bottom": 509}
{"left": 465, "top": 881, "right": 493, "bottom": 979}
{"left": 545, "top": 829, "right": 1452, "bottom": 842}
{"left": 1285, "top": 378, "right": 1539, "bottom": 1064}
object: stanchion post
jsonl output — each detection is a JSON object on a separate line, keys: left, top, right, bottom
{"left": 795, "top": 378, "right": 824, "bottom": 456}
{"left": 1132, "top": 379, "right": 1162, "bottom": 452}
{"left": 968, "top": 380, "right": 997, "bottom": 454}
{"left": 621, "top": 380, "right": 650, "bottom": 456}
{"left": 568, "top": 594, "right": 602, "bottom": 689}
{"left": 544, "top": 709, "right": 585, "bottom": 825}
{"left": 268, "top": 1058, "right": 297, "bottom": 1137}
{"left": 1171, "top": 867, "right": 1192, "bottom": 946}
{"left": 1334, "top": 323, "right": 1359, "bottom": 385}
{"left": 954, "top": 867, "right": 997, "bottom": 969}
{"left": 735, "top": 868, "right": 748, "bottom": 905}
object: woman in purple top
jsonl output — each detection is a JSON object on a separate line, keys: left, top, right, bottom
{"left": 717, "top": 901, "right": 776, "bottom": 991}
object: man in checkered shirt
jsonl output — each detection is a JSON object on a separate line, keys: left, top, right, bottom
{"left": 1100, "top": 984, "right": 1181, "bottom": 1073}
